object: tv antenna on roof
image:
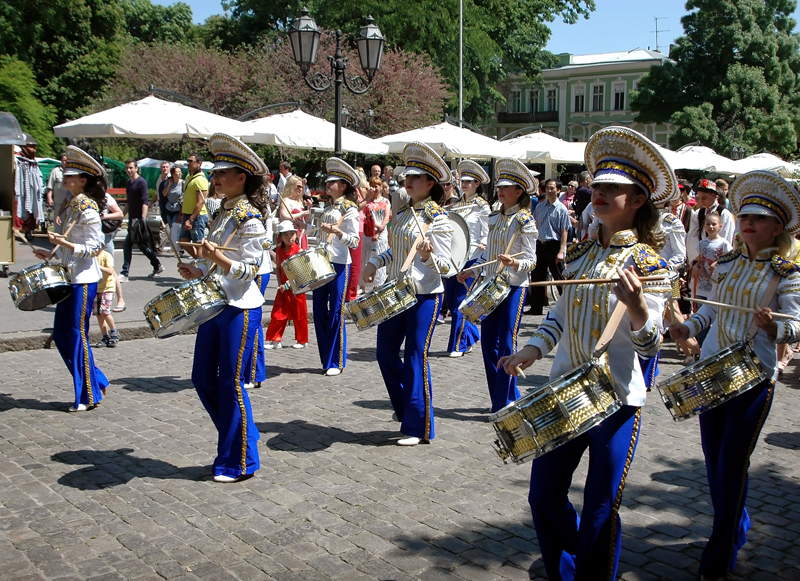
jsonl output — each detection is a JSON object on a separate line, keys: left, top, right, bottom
{"left": 652, "top": 17, "right": 670, "bottom": 54}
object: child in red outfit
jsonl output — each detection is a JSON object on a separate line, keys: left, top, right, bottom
{"left": 266, "top": 220, "right": 309, "bottom": 349}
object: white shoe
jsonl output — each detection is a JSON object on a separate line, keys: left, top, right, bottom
{"left": 449, "top": 351, "right": 464, "bottom": 358}
{"left": 265, "top": 342, "right": 282, "bottom": 350}
{"left": 213, "top": 474, "right": 253, "bottom": 483}
{"left": 292, "top": 343, "right": 307, "bottom": 349}
{"left": 118, "top": 274, "right": 128, "bottom": 283}
{"left": 398, "top": 436, "right": 421, "bottom": 446}
{"left": 325, "top": 368, "right": 341, "bottom": 376}
{"left": 243, "top": 382, "right": 254, "bottom": 389}
{"left": 68, "top": 404, "right": 88, "bottom": 412}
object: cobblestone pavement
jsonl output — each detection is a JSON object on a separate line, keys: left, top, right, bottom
{"left": 0, "top": 314, "right": 799, "bottom": 580}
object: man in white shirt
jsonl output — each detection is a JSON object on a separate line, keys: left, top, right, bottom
{"left": 276, "top": 161, "right": 292, "bottom": 193}
{"left": 45, "top": 152, "right": 69, "bottom": 233}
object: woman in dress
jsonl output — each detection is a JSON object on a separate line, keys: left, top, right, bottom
{"left": 33, "top": 146, "right": 109, "bottom": 412}
{"left": 670, "top": 170, "right": 800, "bottom": 580}
{"left": 362, "top": 142, "right": 453, "bottom": 446}
{"left": 313, "top": 158, "right": 361, "bottom": 376}
{"left": 500, "top": 127, "right": 675, "bottom": 579}
{"left": 278, "top": 175, "right": 309, "bottom": 249}
{"left": 361, "top": 178, "right": 391, "bottom": 291}
{"left": 457, "top": 158, "right": 537, "bottom": 412}
{"left": 176, "top": 133, "right": 268, "bottom": 483}
{"left": 444, "top": 159, "right": 490, "bottom": 357}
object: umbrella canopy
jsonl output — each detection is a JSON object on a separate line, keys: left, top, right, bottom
{"left": 53, "top": 96, "right": 253, "bottom": 139}
{"left": 731, "top": 152, "right": 800, "bottom": 178}
{"left": 505, "top": 132, "right": 587, "bottom": 164}
{"left": 380, "top": 122, "right": 518, "bottom": 159}
{"left": 669, "top": 145, "right": 738, "bottom": 174}
{"left": 241, "top": 109, "right": 388, "bottom": 155}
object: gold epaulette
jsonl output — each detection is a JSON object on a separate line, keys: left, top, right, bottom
{"left": 475, "top": 196, "right": 488, "bottom": 208}
{"left": 515, "top": 208, "right": 534, "bottom": 227}
{"left": 772, "top": 254, "right": 800, "bottom": 278}
{"left": 565, "top": 239, "right": 594, "bottom": 263}
{"left": 337, "top": 198, "right": 358, "bottom": 213}
{"left": 70, "top": 195, "right": 98, "bottom": 214}
{"left": 424, "top": 200, "right": 447, "bottom": 221}
{"left": 718, "top": 248, "right": 741, "bottom": 264}
{"left": 633, "top": 243, "right": 668, "bottom": 274}
{"left": 231, "top": 198, "right": 261, "bottom": 225}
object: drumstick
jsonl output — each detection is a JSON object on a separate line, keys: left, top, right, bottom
{"left": 464, "top": 252, "right": 525, "bottom": 272}
{"left": 527, "top": 275, "right": 667, "bottom": 287}
{"left": 161, "top": 220, "right": 184, "bottom": 264}
{"left": 514, "top": 366, "right": 527, "bottom": 379}
{"left": 679, "top": 296, "right": 796, "bottom": 321}
{"left": 12, "top": 228, "right": 38, "bottom": 253}
{"left": 46, "top": 220, "right": 77, "bottom": 260}
{"left": 181, "top": 241, "right": 237, "bottom": 252}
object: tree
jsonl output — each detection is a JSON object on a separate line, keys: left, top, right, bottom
{"left": 121, "top": 0, "right": 195, "bottom": 44}
{"left": 0, "top": 56, "right": 58, "bottom": 156}
{"left": 631, "top": 0, "right": 800, "bottom": 156}
{"left": 209, "top": 0, "right": 595, "bottom": 124}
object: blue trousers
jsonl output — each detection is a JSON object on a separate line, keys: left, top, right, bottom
{"left": 529, "top": 405, "right": 641, "bottom": 581}
{"left": 698, "top": 379, "right": 774, "bottom": 578}
{"left": 192, "top": 305, "right": 261, "bottom": 478}
{"left": 246, "top": 273, "right": 270, "bottom": 384}
{"left": 481, "top": 285, "right": 527, "bottom": 413}
{"left": 638, "top": 351, "right": 660, "bottom": 392}
{"left": 312, "top": 262, "right": 349, "bottom": 372}
{"left": 444, "top": 259, "right": 481, "bottom": 353}
{"left": 53, "top": 283, "right": 108, "bottom": 408}
{"left": 376, "top": 293, "right": 440, "bottom": 440}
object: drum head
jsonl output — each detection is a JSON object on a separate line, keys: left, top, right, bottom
{"left": 444, "top": 213, "right": 470, "bottom": 277}
{"left": 17, "top": 285, "right": 72, "bottom": 311}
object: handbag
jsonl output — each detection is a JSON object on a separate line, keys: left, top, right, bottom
{"left": 101, "top": 218, "right": 122, "bottom": 234}
{"left": 363, "top": 206, "right": 376, "bottom": 237}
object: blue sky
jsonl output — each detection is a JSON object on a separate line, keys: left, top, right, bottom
{"left": 158, "top": 0, "right": 800, "bottom": 56}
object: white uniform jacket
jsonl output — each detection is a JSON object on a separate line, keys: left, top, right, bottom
{"left": 58, "top": 194, "right": 103, "bottom": 284}
{"left": 469, "top": 204, "right": 537, "bottom": 287}
{"left": 659, "top": 212, "right": 687, "bottom": 271}
{"left": 450, "top": 195, "right": 490, "bottom": 261}
{"left": 320, "top": 198, "right": 360, "bottom": 265}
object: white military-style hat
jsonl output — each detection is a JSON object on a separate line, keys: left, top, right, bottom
{"left": 458, "top": 159, "right": 490, "bottom": 184}
{"left": 403, "top": 142, "right": 450, "bottom": 184}
{"left": 325, "top": 157, "right": 360, "bottom": 187}
{"left": 494, "top": 158, "right": 538, "bottom": 194}
{"left": 209, "top": 133, "right": 268, "bottom": 176}
{"left": 585, "top": 126, "right": 678, "bottom": 205}
{"left": 277, "top": 219, "right": 298, "bottom": 234}
{"left": 63, "top": 145, "right": 105, "bottom": 177}
{"left": 730, "top": 170, "right": 800, "bottom": 234}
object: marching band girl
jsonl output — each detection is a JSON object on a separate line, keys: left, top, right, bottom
{"left": 444, "top": 159, "right": 490, "bottom": 358}
{"left": 671, "top": 171, "right": 800, "bottom": 580}
{"left": 361, "top": 142, "right": 453, "bottom": 446}
{"left": 34, "top": 146, "right": 109, "bottom": 412}
{"left": 457, "top": 158, "right": 537, "bottom": 412}
{"left": 313, "top": 158, "right": 360, "bottom": 377}
{"left": 176, "top": 134, "right": 268, "bottom": 483}
{"left": 499, "top": 127, "right": 674, "bottom": 580}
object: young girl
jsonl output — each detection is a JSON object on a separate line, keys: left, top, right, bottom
{"left": 361, "top": 178, "right": 391, "bottom": 292}
{"left": 362, "top": 142, "right": 453, "bottom": 446}
{"left": 687, "top": 178, "right": 735, "bottom": 263}
{"left": 34, "top": 146, "right": 109, "bottom": 411}
{"left": 314, "top": 158, "right": 360, "bottom": 376}
{"left": 444, "top": 159, "right": 490, "bottom": 358}
{"left": 499, "top": 127, "right": 675, "bottom": 579}
{"left": 266, "top": 220, "right": 309, "bottom": 350}
{"left": 457, "top": 158, "right": 537, "bottom": 412}
{"left": 671, "top": 170, "right": 800, "bottom": 580}
{"left": 176, "top": 134, "right": 268, "bottom": 483}
{"left": 692, "top": 213, "right": 733, "bottom": 301}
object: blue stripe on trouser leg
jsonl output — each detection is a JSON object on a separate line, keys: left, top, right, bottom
{"left": 480, "top": 285, "right": 526, "bottom": 413}
{"left": 698, "top": 379, "right": 773, "bottom": 578}
{"left": 376, "top": 293, "right": 440, "bottom": 440}
{"left": 528, "top": 405, "right": 641, "bottom": 581}
{"left": 192, "top": 305, "right": 261, "bottom": 478}
{"left": 53, "top": 282, "right": 108, "bottom": 408}
{"left": 246, "top": 274, "right": 270, "bottom": 384}
{"left": 312, "top": 262, "right": 349, "bottom": 371}
{"left": 444, "top": 258, "right": 481, "bottom": 353}
{"left": 638, "top": 352, "right": 660, "bottom": 391}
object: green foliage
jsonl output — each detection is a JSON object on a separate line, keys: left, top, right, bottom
{"left": 631, "top": 0, "right": 800, "bottom": 156}
{"left": 0, "top": 56, "right": 58, "bottom": 156}
{"left": 122, "top": 0, "right": 194, "bottom": 44}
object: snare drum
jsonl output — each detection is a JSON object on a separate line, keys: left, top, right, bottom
{"left": 458, "top": 273, "right": 510, "bottom": 324}
{"left": 143, "top": 276, "right": 227, "bottom": 339}
{"left": 491, "top": 360, "right": 620, "bottom": 464}
{"left": 282, "top": 246, "right": 336, "bottom": 294}
{"left": 657, "top": 341, "right": 766, "bottom": 421}
{"left": 8, "top": 262, "right": 72, "bottom": 311}
{"left": 345, "top": 277, "right": 417, "bottom": 330}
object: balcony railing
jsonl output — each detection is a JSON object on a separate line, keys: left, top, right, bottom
{"left": 498, "top": 111, "right": 559, "bottom": 124}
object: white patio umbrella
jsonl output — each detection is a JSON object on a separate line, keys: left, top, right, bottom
{"left": 242, "top": 109, "right": 388, "bottom": 155}
{"left": 53, "top": 96, "right": 253, "bottom": 139}
{"left": 505, "top": 132, "right": 587, "bottom": 164}
{"left": 380, "top": 122, "right": 518, "bottom": 159}
{"left": 731, "top": 152, "right": 800, "bottom": 178}
{"left": 669, "top": 145, "right": 738, "bottom": 174}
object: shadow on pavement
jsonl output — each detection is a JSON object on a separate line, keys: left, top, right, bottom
{"left": 764, "top": 430, "right": 800, "bottom": 450}
{"left": 52, "top": 448, "right": 207, "bottom": 489}
{"left": 112, "top": 375, "right": 195, "bottom": 393}
{"left": 342, "top": 346, "right": 378, "bottom": 363}
{"left": 351, "top": 399, "right": 393, "bottom": 410}
{"left": 257, "top": 419, "right": 398, "bottom": 451}
{"left": 0, "top": 393, "right": 67, "bottom": 412}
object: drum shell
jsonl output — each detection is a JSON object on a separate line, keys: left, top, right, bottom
{"left": 490, "top": 360, "right": 620, "bottom": 464}
{"left": 458, "top": 273, "right": 511, "bottom": 324}
{"left": 443, "top": 212, "right": 470, "bottom": 277}
{"left": 657, "top": 341, "right": 766, "bottom": 421}
{"left": 344, "top": 277, "right": 417, "bottom": 330}
{"left": 143, "top": 276, "right": 227, "bottom": 339}
{"left": 8, "top": 262, "right": 72, "bottom": 311}
{"left": 282, "top": 247, "right": 336, "bottom": 294}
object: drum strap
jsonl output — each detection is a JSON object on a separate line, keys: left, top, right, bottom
{"left": 324, "top": 215, "right": 345, "bottom": 244}
{"left": 400, "top": 222, "right": 431, "bottom": 272}
{"left": 746, "top": 272, "right": 780, "bottom": 340}
{"left": 496, "top": 229, "right": 521, "bottom": 275}
{"left": 592, "top": 302, "right": 627, "bottom": 359}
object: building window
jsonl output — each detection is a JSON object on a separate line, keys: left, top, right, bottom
{"left": 592, "top": 85, "right": 604, "bottom": 112}
{"left": 573, "top": 87, "right": 585, "bottom": 113}
{"left": 509, "top": 90, "right": 522, "bottom": 113}
{"left": 529, "top": 90, "right": 539, "bottom": 113}
{"left": 546, "top": 89, "right": 557, "bottom": 112}
{"left": 613, "top": 83, "right": 626, "bottom": 111}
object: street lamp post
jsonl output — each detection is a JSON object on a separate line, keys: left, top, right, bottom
{"left": 289, "top": 7, "right": 385, "bottom": 157}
